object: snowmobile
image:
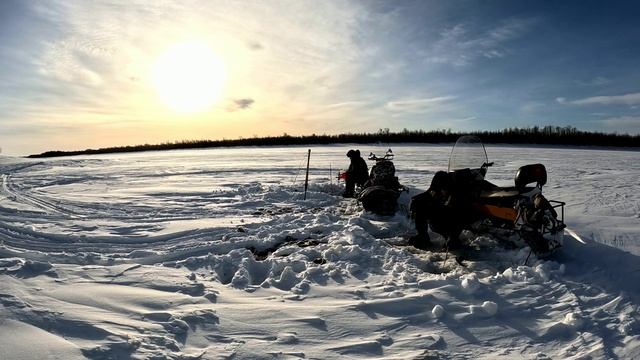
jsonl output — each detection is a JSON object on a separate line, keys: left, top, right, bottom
{"left": 414, "top": 136, "right": 566, "bottom": 256}
{"left": 356, "top": 149, "right": 404, "bottom": 215}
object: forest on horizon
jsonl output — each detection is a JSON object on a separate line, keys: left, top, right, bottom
{"left": 28, "top": 126, "right": 640, "bottom": 158}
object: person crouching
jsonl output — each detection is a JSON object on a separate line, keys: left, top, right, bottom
{"left": 343, "top": 149, "right": 369, "bottom": 198}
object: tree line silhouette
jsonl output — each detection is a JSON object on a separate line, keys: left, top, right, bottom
{"left": 28, "top": 126, "right": 640, "bottom": 158}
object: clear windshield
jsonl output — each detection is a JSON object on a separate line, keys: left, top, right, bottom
{"left": 448, "top": 135, "right": 489, "bottom": 172}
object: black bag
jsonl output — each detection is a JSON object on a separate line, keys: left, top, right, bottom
{"left": 358, "top": 185, "right": 399, "bottom": 216}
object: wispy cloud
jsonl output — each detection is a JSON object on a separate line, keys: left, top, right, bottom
{"left": 325, "top": 101, "right": 369, "bottom": 109}
{"left": 427, "top": 18, "right": 537, "bottom": 67}
{"left": 600, "top": 115, "right": 640, "bottom": 131}
{"left": 520, "top": 101, "right": 545, "bottom": 113}
{"left": 575, "top": 76, "right": 612, "bottom": 87}
{"left": 386, "top": 96, "right": 456, "bottom": 112}
{"left": 557, "top": 92, "right": 640, "bottom": 106}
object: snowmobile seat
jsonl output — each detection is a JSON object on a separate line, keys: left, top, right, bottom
{"left": 480, "top": 186, "right": 536, "bottom": 199}
{"left": 515, "top": 164, "right": 547, "bottom": 190}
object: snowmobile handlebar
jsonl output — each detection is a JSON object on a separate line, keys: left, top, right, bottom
{"left": 368, "top": 149, "right": 394, "bottom": 162}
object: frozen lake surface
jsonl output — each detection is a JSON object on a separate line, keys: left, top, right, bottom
{"left": 2, "top": 144, "right": 638, "bottom": 255}
{"left": 1, "top": 144, "right": 639, "bottom": 359}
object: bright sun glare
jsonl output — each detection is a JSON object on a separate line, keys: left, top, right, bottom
{"left": 152, "top": 41, "right": 226, "bottom": 113}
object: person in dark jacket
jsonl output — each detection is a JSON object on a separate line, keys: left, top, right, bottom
{"left": 343, "top": 149, "right": 369, "bottom": 198}
{"left": 409, "top": 171, "right": 464, "bottom": 249}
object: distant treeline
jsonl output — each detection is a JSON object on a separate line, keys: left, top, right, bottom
{"left": 28, "top": 126, "right": 640, "bottom": 158}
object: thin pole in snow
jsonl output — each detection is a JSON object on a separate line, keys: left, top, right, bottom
{"left": 329, "top": 164, "right": 332, "bottom": 185}
{"left": 523, "top": 249, "right": 532, "bottom": 266}
{"left": 303, "top": 149, "right": 311, "bottom": 200}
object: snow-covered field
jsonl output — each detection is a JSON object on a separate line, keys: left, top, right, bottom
{"left": 1, "top": 144, "right": 639, "bottom": 359}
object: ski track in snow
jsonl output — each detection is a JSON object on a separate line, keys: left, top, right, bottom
{"left": 0, "top": 145, "right": 639, "bottom": 359}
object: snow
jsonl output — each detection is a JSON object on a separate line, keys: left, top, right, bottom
{"left": 432, "top": 304, "right": 445, "bottom": 319}
{"left": 0, "top": 144, "right": 639, "bottom": 359}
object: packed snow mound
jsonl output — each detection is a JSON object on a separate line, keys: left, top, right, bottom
{"left": 1, "top": 146, "right": 639, "bottom": 359}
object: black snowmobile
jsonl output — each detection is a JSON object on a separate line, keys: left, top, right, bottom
{"left": 412, "top": 136, "right": 566, "bottom": 256}
{"left": 357, "top": 149, "right": 404, "bottom": 216}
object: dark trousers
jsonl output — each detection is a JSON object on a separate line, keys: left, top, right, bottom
{"left": 345, "top": 178, "right": 356, "bottom": 196}
{"left": 344, "top": 177, "right": 364, "bottom": 196}
{"left": 411, "top": 191, "right": 464, "bottom": 241}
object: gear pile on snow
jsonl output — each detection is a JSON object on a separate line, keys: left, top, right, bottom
{"left": 357, "top": 149, "right": 404, "bottom": 216}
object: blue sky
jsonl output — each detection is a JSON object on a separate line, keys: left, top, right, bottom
{"left": 1, "top": 0, "right": 639, "bottom": 154}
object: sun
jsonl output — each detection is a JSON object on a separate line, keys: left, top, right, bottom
{"left": 152, "top": 41, "right": 226, "bottom": 113}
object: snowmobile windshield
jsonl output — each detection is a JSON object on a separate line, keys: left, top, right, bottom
{"left": 448, "top": 135, "right": 489, "bottom": 172}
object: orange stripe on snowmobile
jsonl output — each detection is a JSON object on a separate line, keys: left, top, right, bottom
{"left": 476, "top": 204, "right": 518, "bottom": 222}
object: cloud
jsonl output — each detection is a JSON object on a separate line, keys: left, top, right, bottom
{"left": 520, "top": 101, "right": 545, "bottom": 113}
{"left": 558, "top": 92, "right": 640, "bottom": 106}
{"left": 599, "top": 115, "right": 640, "bottom": 131}
{"left": 227, "top": 98, "right": 255, "bottom": 111}
{"left": 427, "top": 18, "right": 537, "bottom": 67}
{"left": 235, "top": 98, "right": 254, "bottom": 109}
{"left": 428, "top": 116, "right": 477, "bottom": 130}
{"left": 386, "top": 96, "right": 456, "bottom": 112}
{"left": 325, "top": 101, "right": 368, "bottom": 109}
{"left": 444, "top": 116, "right": 476, "bottom": 124}
{"left": 575, "top": 76, "right": 612, "bottom": 87}
{"left": 247, "top": 41, "right": 263, "bottom": 50}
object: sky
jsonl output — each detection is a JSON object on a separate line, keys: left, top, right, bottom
{"left": 1, "top": 0, "right": 640, "bottom": 155}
